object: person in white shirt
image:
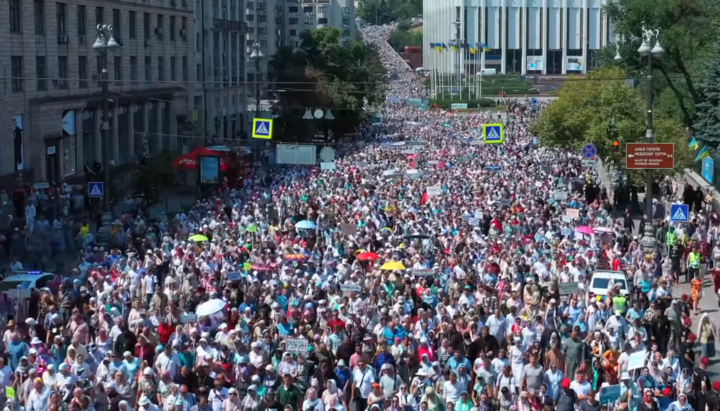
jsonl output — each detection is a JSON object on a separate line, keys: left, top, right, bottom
{"left": 208, "top": 380, "right": 228, "bottom": 411}
{"left": 441, "top": 372, "right": 461, "bottom": 405}
{"left": 26, "top": 378, "right": 50, "bottom": 411}
{"left": 351, "top": 361, "right": 375, "bottom": 411}
{"left": 569, "top": 373, "right": 591, "bottom": 400}
{"left": 154, "top": 345, "right": 180, "bottom": 379}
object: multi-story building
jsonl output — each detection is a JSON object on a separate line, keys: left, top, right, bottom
{"left": 423, "top": 0, "right": 617, "bottom": 76}
{"left": 0, "top": 0, "right": 196, "bottom": 183}
{"left": 245, "top": 0, "right": 356, "bottom": 98}
{"left": 194, "top": 0, "right": 249, "bottom": 141}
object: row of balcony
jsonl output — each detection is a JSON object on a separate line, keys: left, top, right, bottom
{"left": 212, "top": 19, "right": 249, "bottom": 33}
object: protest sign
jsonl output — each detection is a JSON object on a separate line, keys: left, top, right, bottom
{"left": 285, "top": 338, "right": 309, "bottom": 353}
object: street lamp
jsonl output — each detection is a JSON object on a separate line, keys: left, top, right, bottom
{"left": 93, "top": 24, "right": 120, "bottom": 246}
{"left": 636, "top": 27, "right": 664, "bottom": 253}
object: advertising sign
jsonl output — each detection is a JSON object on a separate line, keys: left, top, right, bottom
{"left": 703, "top": 156, "right": 714, "bottom": 183}
{"left": 199, "top": 156, "right": 220, "bottom": 184}
{"left": 626, "top": 143, "right": 675, "bottom": 169}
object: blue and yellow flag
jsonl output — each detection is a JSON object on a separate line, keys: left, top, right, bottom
{"left": 695, "top": 146, "right": 710, "bottom": 162}
{"left": 689, "top": 137, "right": 699, "bottom": 150}
{"left": 481, "top": 42, "right": 491, "bottom": 51}
{"left": 469, "top": 43, "right": 478, "bottom": 54}
{"left": 450, "top": 42, "right": 459, "bottom": 52}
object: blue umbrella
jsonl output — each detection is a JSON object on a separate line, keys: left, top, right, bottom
{"left": 295, "top": 220, "right": 317, "bottom": 230}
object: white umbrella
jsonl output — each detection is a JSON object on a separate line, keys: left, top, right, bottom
{"left": 195, "top": 299, "right": 226, "bottom": 317}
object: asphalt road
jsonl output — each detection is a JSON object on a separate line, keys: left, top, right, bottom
{"left": 674, "top": 276, "right": 720, "bottom": 378}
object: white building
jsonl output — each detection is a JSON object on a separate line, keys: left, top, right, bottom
{"left": 422, "top": 0, "right": 617, "bottom": 75}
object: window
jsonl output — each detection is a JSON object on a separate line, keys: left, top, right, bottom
{"left": 288, "top": 6, "right": 298, "bottom": 13}
{"left": 144, "top": 56, "right": 151, "bottom": 81}
{"left": 182, "top": 56, "right": 188, "bottom": 81}
{"left": 196, "top": 33, "right": 200, "bottom": 51}
{"left": 318, "top": 17, "right": 327, "bottom": 24}
{"left": 170, "top": 56, "right": 176, "bottom": 81}
{"left": 36, "top": 56, "right": 47, "bottom": 90}
{"left": 156, "top": 14, "right": 163, "bottom": 39}
{"left": 143, "top": 13, "right": 150, "bottom": 39}
{"left": 275, "top": 6, "right": 283, "bottom": 14}
{"left": 289, "top": 29, "right": 297, "bottom": 36}
{"left": 318, "top": 6, "right": 328, "bottom": 13}
{"left": 289, "top": 17, "right": 298, "bottom": 25}
{"left": 304, "top": 17, "right": 313, "bottom": 25}
{"left": 260, "top": 40, "right": 266, "bottom": 48}
{"left": 77, "top": 5, "right": 86, "bottom": 36}
{"left": 257, "top": 2, "right": 266, "bottom": 10}
{"left": 342, "top": 18, "right": 349, "bottom": 25}
{"left": 342, "top": 7, "right": 349, "bottom": 15}
{"left": 246, "top": 14, "right": 254, "bottom": 21}
{"left": 113, "top": 56, "right": 122, "bottom": 85}
{"left": 181, "top": 17, "right": 187, "bottom": 41}
{"left": 56, "top": 3, "right": 66, "bottom": 35}
{"left": 246, "top": 2, "right": 254, "bottom": 9}
{"left": 34, "top": 1, "right": 45, "bottom": 35}
{"left": 196, "top": 64, "right": 202, "bottom": 82}
{"left": 78, "top": 56, "right": 87, "bottom": 88}
{"left": 95, "top": 6, "right": 103, "bottom": 25}
{"left": 258, "top": 27, "right": 267, "bottom": 35}
{"left": 130, "top": 56, "right": 137, "bottom": 81}
{"left": 258, "top": 15, "right": 266, "bottom": 23}
{"left": 9, "top": 0, "right": 21, "bottom": 32}
{"left": 11, "top": 56, "right": 23, "bottom": 92}
{"left": 95, "top": 55, "right": 102, "bottom": 85}
{"left": 275, "top": 17, "right": 282, "bottom": 24}
{"left": 170, "top": 16, "right": 175, "bottom": 41}
{"left": 157, "top": 57, "right": 164, "bottom": 81}
{"left": 112, "top": 9, "right": 121, "bottom": 40}
{"left": 58, "top": 56, "right": 68, "bottom": 89}
{"left": 247, "top": 26, "right": 254, "bottom": 33}
{"left": 343, "top": 29, "right": 350, "bottom": 37}
{"left": 246, "top": 39, "right": 253, "bottom": 46}
{"left": 303, "top": 6, "right": 313, "bottom": 13}
{"left": 129, "top": 11, "right": 136, "bottom": 39}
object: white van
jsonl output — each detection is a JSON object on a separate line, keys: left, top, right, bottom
{"left": 586, "top": 270, "right": 633, "bottom": 305}
{"left": 476, "top": 68, "right": 497, "bottom": 76}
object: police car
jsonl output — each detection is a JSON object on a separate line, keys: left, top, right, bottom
{"left": 587, "top": 270, "right": 633, "bottom": 305}
{"left": 0, "top": 271, "right": 57, "bottom": 292}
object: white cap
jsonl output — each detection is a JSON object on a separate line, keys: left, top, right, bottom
{"left": 143, "top": 367, "right": 153, "bottom": 375}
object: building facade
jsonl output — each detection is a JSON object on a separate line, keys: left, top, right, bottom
{"left": 423, "top": 0, "right": 617, "bottom": 76}
{"left": 0, "top": 0, "right": 197, "bottom": 183}
{"left": 194, "top": 0, "right": 249, "bottom": 141}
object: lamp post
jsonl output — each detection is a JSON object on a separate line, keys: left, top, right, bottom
{"left": 250, "top": 43, "right": 263, "bottom": 161}
{"left": 93, "top": 24, "right": 120, "bottom": 245}
{"left": 623, "top": 28, "right": 664, "bottom": 253}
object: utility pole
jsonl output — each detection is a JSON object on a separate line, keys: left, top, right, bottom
{"left": 452, "top": 19, "right": 462, "bottom": 99}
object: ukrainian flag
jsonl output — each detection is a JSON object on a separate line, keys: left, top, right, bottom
{"left": 469, "top": 43, "right": 478, "bottom": 54}
{"left": 481, "top": 42, "right": 491, "bottom": 51}
{"left": 450, "top": 42, "right": 459, "bottom": 52}
{"left": 689, "top": 137, "right": 699, "bottom": 150}
{"left": 695, "top": 146, "right": 710, "bottom": 162}
{"left": 440, "top": 43, "right": 447, "bottom": 53}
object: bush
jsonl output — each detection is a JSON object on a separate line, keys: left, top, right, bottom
{"left": 430, "top": 98, "right": 496, "bottom": 109}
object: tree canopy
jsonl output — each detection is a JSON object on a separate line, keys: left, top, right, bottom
{"left": 356, "top": 0, "right": 422, "bottom": 25}
{"left": 598, "top": 0, "right": 720, "bottom": 130}
{"left": 269, "top": 28, "right": 386, "bottom": 143}
{"left": 530, "top": 68, "right": 693, "bottom": 175}
{"left": 694, "top": 38, "right": 720, "bottom": 148}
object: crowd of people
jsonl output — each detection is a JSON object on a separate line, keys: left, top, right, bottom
{"left": 0, "top": 22, "right": 718, "bottom": 411}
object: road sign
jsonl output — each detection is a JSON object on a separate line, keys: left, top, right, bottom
{"left": 582, "top": 143, "right": 597, "bottom": 159}
{"left": 88, "top": 182, "right": 104, "bottom": 197}
{"left": 626, "top": 143, "right": 675, "bottom": 169}
{"left": 670, "top": 204, "right": 689, "bottom": 222}
{"left": 252, "top": 118, "right": 273, "bottom": 139}
{"left": 483, "top": 123, "right": 505, "bottom": 144}
{"left": 531, "top": 98, "right": 537, "bottom": 105}
{"left": 581, "top": 159, "right": 596, "bottom": 167}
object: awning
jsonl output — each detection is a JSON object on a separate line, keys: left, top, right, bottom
{"left": 172, "top": 147, "right": 234, "bottom": 171}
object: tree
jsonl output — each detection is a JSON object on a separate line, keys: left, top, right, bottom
{"left": 600, "top": 0, "right": 720, "bottom": 129}
{"left": 269, "top": 28, "right": 386, "bottom": 143}
{"left": 356, "top": 0, "right": 422, "bottom": 25}
{"left": 389, "top": 28, "right": 422, "bottom": 52}
{"left": 129, "top": 153, "right": 178, "bottom": 206}
{"left": 530, "top": 68, "right": 693, "bottom": 175}
{"left": 694, "top": 39, "right": 720, "bottom": 148}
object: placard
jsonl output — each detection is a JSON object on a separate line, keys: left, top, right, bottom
{"left": 627, "top": 350, "right": 647, "bottom": 370}
{"left": 320, "top": 161, "right": 336, "bottom": 170}
{"left": 412, "top": 269, "right": 434, "bottom": 276}
{"left": 340, "top": 223, "right": 357, "bottom": 235}
{"left": 599, "top": 385, "right": 621, "bottom": 404}
{"left": 341, "top": 283, "right": 362, "bottom": 292}
{"left": 227, "top": 272, "right": 242, "bottom": 282}
{"left": 426, "top": 186, "right": 442, "bottom": 196}
{"left": 565, "top": 208, "right": 580, "bottom": 219}
{"left": 558, "top": 282, "right": 581, "bottom": 295}
{"left": 180, "top": 313, "right": 198, "bottom": 324}
{"left": 554, "top": 192, "right": 568, "bottom": 201}
{"left": 535, "top": 181, "right": 543, "bottom": 188}
{"left": 469, "top": 218, "right": 480, "bottom": 226}
{"left": 285, "top": 338, "right": 309, "bottom": 353}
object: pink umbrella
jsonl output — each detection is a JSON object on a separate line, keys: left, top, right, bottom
{"left": 576, "top": 226, "right": 595, "bottom": 235}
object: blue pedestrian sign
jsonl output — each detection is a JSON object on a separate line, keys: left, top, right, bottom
{"left": 483, "top": 123, "right": 505, "bottom": 144}
{"left": 531, "top": 98, "right": 537, "bottom": 105}
{"left": 88, "top": 182, "right": 104, "bottom": 197}
{"left": 582, "top": 143, "right": 597, "bottom": 159}
{"left": 670, "top": 204, "right": 689, "bottom": 222}
{"left": 252, "top": 118, "right": 273, "bottom": 139}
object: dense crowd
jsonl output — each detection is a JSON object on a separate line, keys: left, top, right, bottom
{"left": 1, "top": 23, "right": 719, "bottom": 411}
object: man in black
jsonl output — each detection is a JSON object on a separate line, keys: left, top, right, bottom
{"left": 557, "top": 378, "right": 578, "bottom": 411}
{"left": 693, "top": 357, "right": 713, "bottom": 411}
{"left": 579, "top": 390, "right": 601, "bottom": 411}
{"left": 707, "top": 382, "right": 720, "bottom": 411}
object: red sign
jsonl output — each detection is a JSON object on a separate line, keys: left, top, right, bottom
{"left": 626, "top": 143, "right": 675, "bottom": 169}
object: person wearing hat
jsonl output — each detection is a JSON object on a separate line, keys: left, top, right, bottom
{"left": 26, "top": 377, "right": 49, "bottom": 411}
{"left": 556, "top": 378, "right": 577, "bottom": 411}
{"left": 139, "top": 395, "right": 162, "bottom": 411}
{"left": 707, "top": 381, "right": 720, "bottom": 411}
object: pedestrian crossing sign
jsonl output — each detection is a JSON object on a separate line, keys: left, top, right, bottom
{"left": 252, "top": 118, "right": 273, "bottom": 139}
{"left": 88, "top": 182, "right": 104, "bottom": 197}
{"left": 670, "top": 203, "right": 689, "bottom": 222}
{"left": 483, "top": 123, "right": 505, "bottom": 144}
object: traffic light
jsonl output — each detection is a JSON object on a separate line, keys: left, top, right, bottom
{"left": 613, "top": 140, "right": 620, "bottom": 153}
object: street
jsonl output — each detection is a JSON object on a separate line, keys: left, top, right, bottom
{"left": 674, "top": 277, "right": 720, "bottom": 378}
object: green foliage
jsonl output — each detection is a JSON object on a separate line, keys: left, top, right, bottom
{"left": 270, "top": 28, "right": 385, "bottom": 143}
{"left": 429, "top": 99, "right": 496, "bottom": 109}
{"left": 356, "top": 0, "right": 422, "bottom": 25}
{"left": 600, "top": 0, "right": 720, "bottom": 129}
{"left": 530, "top": 68, "right": 693, "bottom": 175}
{"left": 429, "top": 75, "right": 538, "bottom": 97}
{"left": 694, "top": 39, "right": 720, "bottom": 149}
{"left": 130, "top": 153, "right": 178, "bottom": 206}
{"left": 389, "top": 29, "right": 422, "bottom": 52}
